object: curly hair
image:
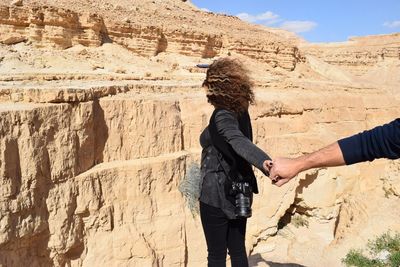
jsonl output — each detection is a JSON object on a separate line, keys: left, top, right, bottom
{"left": 202, "top": 58, "right": 255, "bottom": 114}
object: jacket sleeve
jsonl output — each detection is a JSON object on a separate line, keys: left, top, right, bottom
{"left": 214, "top": 109, "right": 271, "bottom": 173}
{"left": 338, "top": 118, "right": 400, "bottom": 165}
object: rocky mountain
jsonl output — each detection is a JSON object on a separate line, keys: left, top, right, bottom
{"left": 0, "top": 1, "right": 399, "bottom": 266}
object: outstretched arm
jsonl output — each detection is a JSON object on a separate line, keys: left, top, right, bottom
{"left": 215, "top": 109, "right": 271, "bottom": 174}
{"left": 265, "top": 142, "right": 344, "bottom": 186}
{"left": 266, "top": 118, "right": 400, "bottom": 187}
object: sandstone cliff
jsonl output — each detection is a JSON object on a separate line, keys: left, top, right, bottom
{"left": 302, "top": 34, "right": 400, "bottom": 79}
{"left": 0, "top": 1, "right": 399, "bottom": 267}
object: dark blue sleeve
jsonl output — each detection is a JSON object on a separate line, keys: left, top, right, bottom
{"left": 338, "top": 118, "right": 400, "bottom": 165}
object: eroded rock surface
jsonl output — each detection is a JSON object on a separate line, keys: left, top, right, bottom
{"left": 0, "top": 1, "right": 399, "bottom": 266}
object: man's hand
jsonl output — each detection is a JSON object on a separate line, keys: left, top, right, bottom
{"left": 263, "top": 157, "right": 303, "bottom": 187}
{"left": 263, "top": 142, "right": 346, "bottom": 187}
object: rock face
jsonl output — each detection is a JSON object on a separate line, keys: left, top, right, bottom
{"left": 302, "top": 34, "right": 400, "bottom": 77}
{"left": 0, "top": 4, "right": 301, "bottom": 70}
{"left": 0, "top": 1, "right": 399, "bottom": 267}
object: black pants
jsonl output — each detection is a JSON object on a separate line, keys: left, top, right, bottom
{"left": 200, "top": 202, "right": 248, "bottom": 267}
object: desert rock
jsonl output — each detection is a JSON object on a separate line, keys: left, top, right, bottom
{"left": 0, "top": 1, "right": 399, "bottom": 266}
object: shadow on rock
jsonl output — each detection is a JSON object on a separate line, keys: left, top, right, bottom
{"left": 249, "top": 253, "right": 307, "bottom": 267}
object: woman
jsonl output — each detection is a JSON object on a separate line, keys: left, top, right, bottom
{"left": 199, "top": 57, "right": 271, "bottom": 267}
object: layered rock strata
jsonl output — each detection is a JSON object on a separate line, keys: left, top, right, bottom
{"left": 0, "top": 5, "right": 301, "bottom": 70}
{"left": 302, "top": 33, "right": 400, "bottom": 76}
{"left": 0, "top": 81, "right": 399, "bottom": 266}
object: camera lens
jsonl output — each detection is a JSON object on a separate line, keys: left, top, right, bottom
{"left": 235, "top": 193, "right": 252, "bottom": 218}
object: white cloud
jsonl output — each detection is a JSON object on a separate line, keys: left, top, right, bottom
{"left": 200, "top": 7, "right": 210, "bottom": 12}
{"left": 237, "top": 11, "right": 280, "bottom": 24}
{"left": 383, "top": 21, "right": 400, "bottom": 28}
{"left": 236, "top": 11, "right": 317, "bottom": 33}
{"left": 279, "top": 20, "right": 317, "bottom": 33}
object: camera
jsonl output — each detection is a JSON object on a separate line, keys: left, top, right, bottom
{"left": 230, "top": 181, "right": 253, "bottom": 218}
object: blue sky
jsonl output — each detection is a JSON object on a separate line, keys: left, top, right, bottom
{"left": 191, "top": 0, "right": 400, "bottom": 43}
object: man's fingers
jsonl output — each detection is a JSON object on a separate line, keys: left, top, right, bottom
{"left": 271, "top": 176, "right": 280, "bottom": 185}
{"left": 275, "top": 178, "right": 289, "bottom": 187}
{"left": 269, "top": 169, "right": 277, "bottom": 180}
